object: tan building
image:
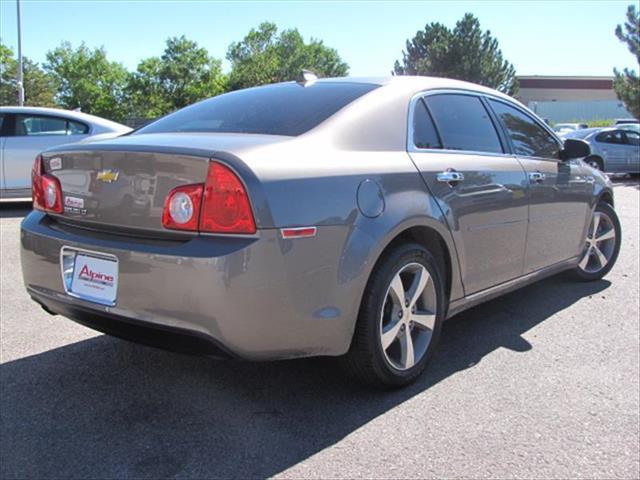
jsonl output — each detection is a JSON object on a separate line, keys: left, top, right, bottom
{"left": 517, "top": 75, "right": 617, "bottom": 104}
{"left": 516, "top": 75, "right": 631, "bottom": 122}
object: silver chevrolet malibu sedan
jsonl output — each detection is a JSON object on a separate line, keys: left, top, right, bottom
{"left": 563, "top": 127, "right": 640, "bottom": 174}
{"left": 20, "top": 77, "right": 621, "bottom": 388}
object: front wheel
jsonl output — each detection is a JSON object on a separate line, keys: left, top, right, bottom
{"left": 571, "top": 202, "right": 621, "bottom": 281}
{"left": 341, "top": 243, "right": 445, "bottom": 389}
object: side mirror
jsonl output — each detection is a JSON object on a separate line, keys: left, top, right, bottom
{"left": 560, "top": 138, "right": 590, "bottom": 160}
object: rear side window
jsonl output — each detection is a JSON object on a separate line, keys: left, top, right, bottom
{"left": 425, "top": 94, "right": 503, "bottom": 153}
{"left": 595, "top": 130, "right": 625, "bottom": 144}
{"left": 413, "top": 99, "right": 442, "bottom": 149}
{"left": 67, "top": 120, "right": 89, "bottom": 135}
{"left": 136, "top": 82, "right": 380, "bottom": 137}
{"left": 15, "top": 115, "right": 89, "bottom": 136}
{"left": 489, "top": 100, "right": 560, "bottom": 158}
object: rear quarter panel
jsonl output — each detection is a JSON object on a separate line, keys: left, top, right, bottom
{"left": 236, "top": 143, "right": 464, "bottom": 331}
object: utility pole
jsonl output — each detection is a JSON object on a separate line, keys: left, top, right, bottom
{"left": 16, "top": 0, "right": 24, "bottom": 106}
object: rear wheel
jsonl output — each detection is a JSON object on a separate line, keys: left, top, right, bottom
{"left": 341, "top": 243, "right": 445, "bottom": 388}
{"left": 571, "top": 202, "right": 621, "bottom": 281}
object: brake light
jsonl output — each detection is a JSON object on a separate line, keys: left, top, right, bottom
{"left": 162, "top": 184, "right": 203, "bottom": 231}
{"left": 200, "top": 162, "right": 256, "bottom": 234}
{"left": 161, "top": 161, "right": 256, "bottom": 234}
{"left": 32, "top": 155, "right": 63, "bottom": 214}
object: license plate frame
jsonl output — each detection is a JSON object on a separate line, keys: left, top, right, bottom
{"left": 60, "top": 246, "right": 119, "bottom": 306}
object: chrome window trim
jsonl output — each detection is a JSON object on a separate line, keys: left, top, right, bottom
{"left": 406, "top": 88, "right": 514, "bottom": 158}
{"left": 406, "top": 88, "right": 564, "bottom": 162}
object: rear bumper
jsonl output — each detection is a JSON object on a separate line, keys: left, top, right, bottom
{"left": 20, "top": 212, "right": 361, "bottom": 360}
{"left": 30, "top": 291, "right": 235, "bottom": 359}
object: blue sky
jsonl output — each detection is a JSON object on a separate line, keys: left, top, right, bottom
{"left": 0, "top": 0, "right": 637, "bottom": 77}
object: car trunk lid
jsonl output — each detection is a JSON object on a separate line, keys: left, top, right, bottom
{"left": 42, "top": 149, "right": 210, "bottom": 236}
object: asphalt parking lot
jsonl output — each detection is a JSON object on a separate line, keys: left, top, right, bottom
{"left": 1, "top": 179, "right": 639, "bottom": 479}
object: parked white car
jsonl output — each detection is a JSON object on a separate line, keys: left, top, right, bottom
{"left": 552, "top": 122, "right": 588, "bottom": 136}
{"left": 0, "top": 107, "right": 131, "bottom": 199}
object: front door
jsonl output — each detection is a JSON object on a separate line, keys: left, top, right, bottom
{"left": 409, "top": 92, "right": 529, "bottom": 295}
{"left": 487, "top": 99, "right": 592, "bottom": 272}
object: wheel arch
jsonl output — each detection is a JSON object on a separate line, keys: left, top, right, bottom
{"left": 382, "top": 226, "right": 453, "bottom": 305}
{"left": 598, "top": 189, "right": 614, "bottom": 208}
{"left": 354, "top": 217, "right": 461, "bottom": 313}
{"left": 585, "top": 154, "right": 605, "bottom": 170}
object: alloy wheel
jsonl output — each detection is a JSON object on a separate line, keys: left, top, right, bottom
{"left": 379, "top": 262, "right": 437, "bottom": 371}
{"left": 578, "top": 211, "right": 617, "bottom": 274}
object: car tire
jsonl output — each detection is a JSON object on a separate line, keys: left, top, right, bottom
{"left": 570, "top": 202, "right": 621, "bottom": 281}
{"left": 585, "top": 156, "right": 604, "bottom": 171}
{"left": 341, "top": 242, "right": 445, "bottom": 389}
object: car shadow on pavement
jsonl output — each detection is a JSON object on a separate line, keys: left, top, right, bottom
{"left": 0, "top": 275, "right": 610, "bottom": 479}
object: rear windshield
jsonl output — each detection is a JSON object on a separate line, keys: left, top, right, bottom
{"left": 135, "top": 82, "right": 379, "bottom": 137}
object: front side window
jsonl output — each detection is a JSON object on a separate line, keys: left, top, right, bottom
{"left": 489, "top": 99, "right": 560, "bottom": 158}
{"left": 425, "top": 94, "right": 503, "bottom": 154}
{"left": 596, "top": 130, "right": 625, "bottom": 144}
{"left": 625, "top": 131, "right": 640, "bottom": 146}
{"left": 413, "top": 99, "right": 442, "bottom": 149}
{"left": 15, "top": 115, "right": 89, "bottom": 136}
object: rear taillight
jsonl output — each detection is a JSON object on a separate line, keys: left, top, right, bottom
{"left": 161, "top": 161, "right": 256, "bottom": 234}
{"left": 200, "top": 162, "right": 256, "bottom": 234}
{"left": 162, "top": 184, "right": 203, "bottom": 231}
{"left": 32, "top": 155, "right": 63, "bottom": 214}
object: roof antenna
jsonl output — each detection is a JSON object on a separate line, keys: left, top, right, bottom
{"left": 296, "top": 69, "right": 318, "bottom": 87}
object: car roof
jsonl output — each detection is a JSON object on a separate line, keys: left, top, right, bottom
{"left": 316, "top": 75, "right": 516, "bottom": 99}
{"left": 0, "top": 106, "right": 131, "bottom": 133}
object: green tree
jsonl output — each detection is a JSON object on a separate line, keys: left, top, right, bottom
{"left": 227, "top": 22, "right": 349, "bottom": 90}
{"left": 393, "top": 13, "right": 518, "bottom": 95}
{"left": 1, "top": 41, "right": 56, "bottom": 107}
{"left": 127, "top": 36, "right": 227, "bottom": 118}
{"left": 613, "top": 5, "right": 640, "bottom": 119}
{"left": 44, "top": 42, "right": 129, "bottom": 121}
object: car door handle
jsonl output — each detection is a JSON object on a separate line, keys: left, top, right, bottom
{"left": 436, "top": 170, "right": 464, "bottom": 185}
{"left": 529, "top": 172, "right": 545, "bottom": 183}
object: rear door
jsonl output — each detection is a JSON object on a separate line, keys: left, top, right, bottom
{"left": 487, "top": 98, "right": 592, "bottom": 272}
{"left": 408, "top": 92, "right": 529, "bottom": 295}
{"left": 3, "top": 114, "right": 90, "bottom": 190}
{"left": 622, "top": 130, "right": 640, "bottom": 173}
{"left": 594, "top": 130, "right": 627, "bottom": 172}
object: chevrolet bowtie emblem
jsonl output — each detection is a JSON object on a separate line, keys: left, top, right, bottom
{"left": 96, "top": 169, "right": 119, "bottom": 183}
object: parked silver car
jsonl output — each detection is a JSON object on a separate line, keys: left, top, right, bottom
{"left": 564, "top": 127, "right": 640, "bottom": 173}
{"left": 0, "top": 107, "right": 131, "bottom": 199}
{"left": 20, "top": 77, "right": 621, "bottom": 388}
